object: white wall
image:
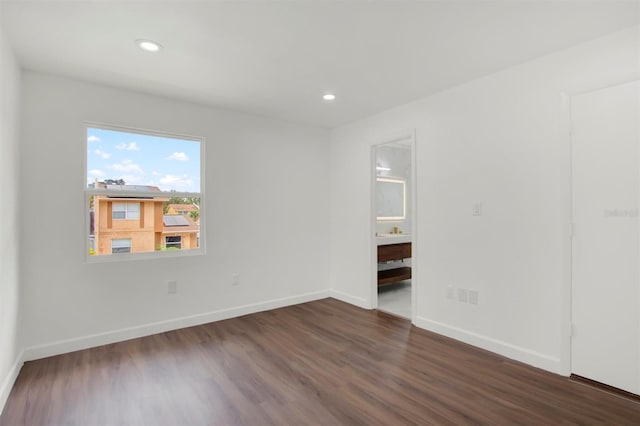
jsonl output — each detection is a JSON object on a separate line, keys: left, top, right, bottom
{"left": 19, "top": 72, "right": 330, "bottom": 358}
{"left": 329, "top": 26, "right": 640, "bottom": 373}
{"left": 0, "top": 16, "right": 22, "bottom": 411}
{"left": 571, "top": 81, "right": 640, "bottom": 393}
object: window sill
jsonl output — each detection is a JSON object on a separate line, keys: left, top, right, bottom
{"left": 86, "top": 248, "right": 205, "bottom": 264}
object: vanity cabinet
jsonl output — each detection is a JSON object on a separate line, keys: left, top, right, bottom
{"left": 377, "top": 242, "right": 411, "bottom": 286}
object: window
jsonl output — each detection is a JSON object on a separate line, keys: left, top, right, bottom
{"left": 112, "top": 202, "right": 140, "bottom": 220}
{"left": 86, "top": 124, "right": 203, "bottom": 260}
{"left": 111, "top": 239, "right": 131, "bottom": 254}
{"left": 165, "top": 236, "right": 182, "bottom": 250}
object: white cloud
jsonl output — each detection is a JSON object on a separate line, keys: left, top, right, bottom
{"left": 116, "top": 175, "right": 141, "bottom": 185}
{"left": 116, "top": 142, "right": 140, "bottom": 151}
{"left": 109, "top": 159, "right": 143, "bottom": 175}
{"left": 167, "top": 152, "right": 189, "bottom": 161}
{"left": 87, "top": 135, "right": 100, "bottom": 143}
{"left": 159, "top": 174, "right": 193, "bottom": 189}
{"left": 88, "top": 169, "right": 105, "bottom": 178}
{"left": 95, "top": 149, "right": 111, "bottom": 159}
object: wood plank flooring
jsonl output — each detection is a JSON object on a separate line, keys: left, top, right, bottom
{"left": 2, "top": 298, "right": 640, "bottom": 425}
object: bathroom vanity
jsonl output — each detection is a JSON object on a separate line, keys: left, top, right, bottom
{"left": 377, "top": 237, "right": 412, "bottom": 286}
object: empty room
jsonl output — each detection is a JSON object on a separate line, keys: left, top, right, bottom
{"left": 1, "top": 1, "right": 639, "bottom": 424}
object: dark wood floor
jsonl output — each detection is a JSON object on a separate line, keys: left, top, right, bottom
{"left": 2, "top": 298, "right": 640, "bottom": 425}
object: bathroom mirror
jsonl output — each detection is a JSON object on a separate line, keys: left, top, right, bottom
{"left": 376, "top": 177, "right": 406, "bottom": 220}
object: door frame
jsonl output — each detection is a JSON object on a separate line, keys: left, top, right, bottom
{"left": 370, "top": 129, "right": 418, "bottom": 323}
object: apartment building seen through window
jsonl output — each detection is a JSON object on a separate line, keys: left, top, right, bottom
{"left": 86, "top": 124, "right": 203, "bottom": 261}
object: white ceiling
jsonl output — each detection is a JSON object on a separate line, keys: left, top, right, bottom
{"left": 1, "top": 1, "right": 638, "bottom": 128}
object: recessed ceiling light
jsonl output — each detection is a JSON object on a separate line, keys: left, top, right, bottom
{"left": 136, "top": 39, "right": 162, "bottom": 52}
{"left": 323, "top": 93, "right": 336, "bottom": 101}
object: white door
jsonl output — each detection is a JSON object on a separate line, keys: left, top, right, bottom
{"left": 571, "top": 80, "right": 640, "bottom": 394}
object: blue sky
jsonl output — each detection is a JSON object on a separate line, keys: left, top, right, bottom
{"left": 87, "top": 127, "right": 201, "bottom": 192}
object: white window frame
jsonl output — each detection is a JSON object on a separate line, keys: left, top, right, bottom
{"left": 85, "top": 122, "right": 205, "bottom": 263}
{"left": 165, "top": 235, "right": 182, "bottom": 250}
{"left": 112, "top": 202, "right": 140, "bottom": 220}
{"left": 111, "top": 238, "right": 132, "bottom": 254}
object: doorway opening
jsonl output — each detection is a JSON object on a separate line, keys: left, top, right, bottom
{"left": 371, "top": 131, "right": 416, "bottom": 321}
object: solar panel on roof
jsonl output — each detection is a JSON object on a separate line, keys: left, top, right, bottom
{"left": 163, "top": 215, "right": 190, "bottom": 226}
{"left": 104, "top": 184, "right": 160, "bottom": 192}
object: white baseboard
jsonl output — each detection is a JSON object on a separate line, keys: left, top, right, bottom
{"left": 23, "top": 290, "right": 331, "bottom": 362}
{"left": 414, "top": 316, "right": 562, "bottom": 375}
{"left": 328, "top": 289, "right": 371, "bottom": 310}
{"left": 0, "top": 350, "right": 24, "bottom": 417}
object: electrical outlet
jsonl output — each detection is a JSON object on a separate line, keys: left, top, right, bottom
{"left": 232, "top": 273, "right": 240, "bottom": 286}
{"left": 168, "top": 280, "right": 177, "bottom": 294}
{"left": 473, "top": 203, "right": 483, "bottom": 216}
{"left": 469, "top": 290, "right": 479, "bottom": 305}
{"left": 446, "top": 285, "right": 454, "bottom": 299}
{"left": 458, "top": 288, "right": 468, "bottom": 303}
